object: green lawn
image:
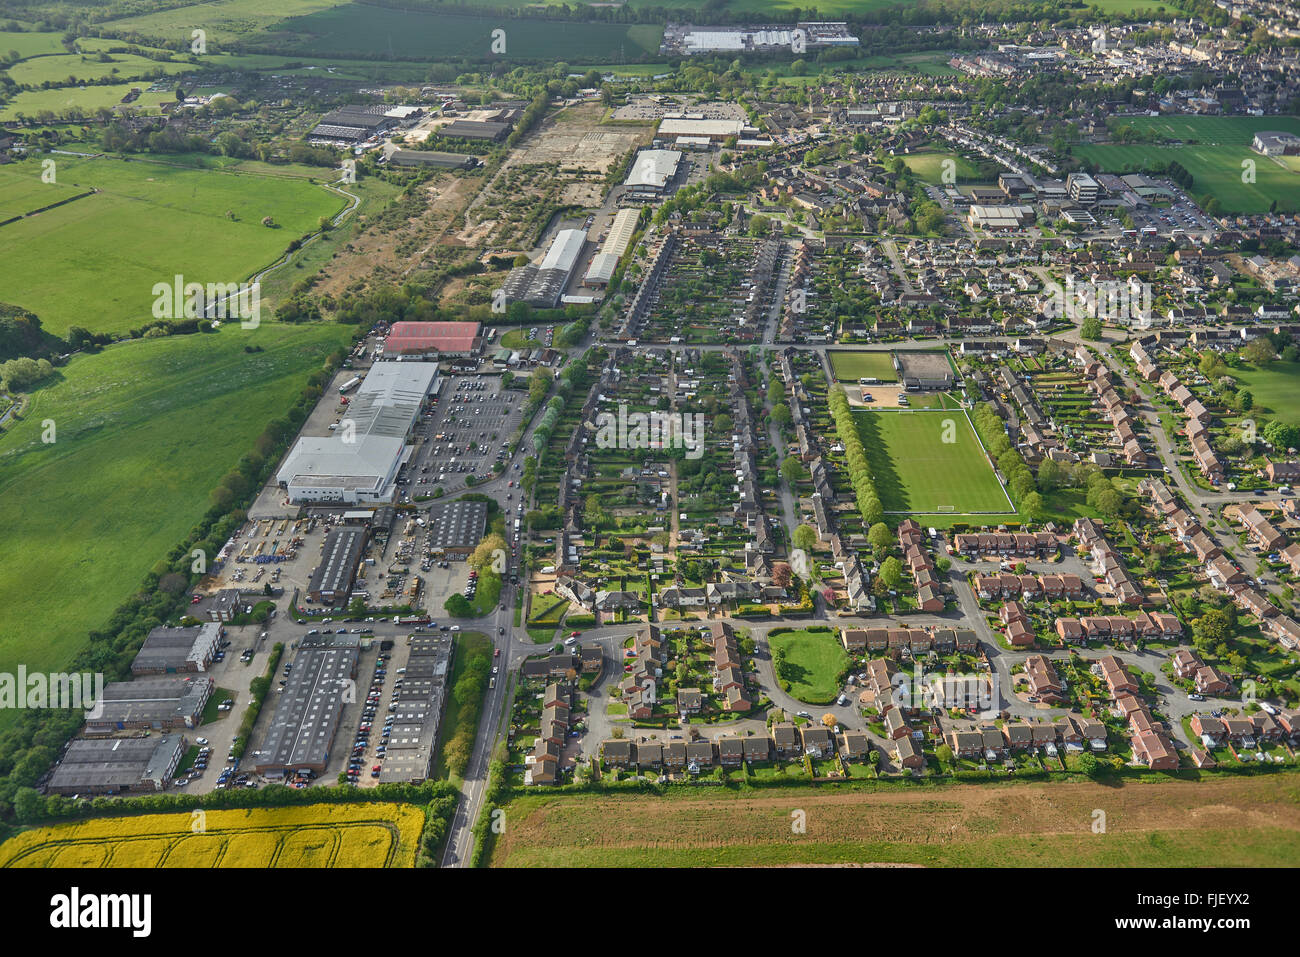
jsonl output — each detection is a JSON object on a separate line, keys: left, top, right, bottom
{"left": 768, "top": 629, "right": 848, "bottom": 704}
{"left": 0, "top": 154, "right": 344, "bottom": 334}
{"left": 0, "top": 30, "right": 67, "bottom": 59}
{"left": 1076, "top": 116, "right": 1300, "bottom": 214}
{"left": 902, "top": 151, "right": 983, "bottom": 185}
{"left": 1229, "top": 360, "right": 1300, "bottom": 428}
{"left": 854, "top": 409, "right": 1016, "bottom": 516}
{"left": 0, "top": 323, "right": 351, "bottom": 705}
{"left": 829, "top": 351, "right": 897, "bottom": 382}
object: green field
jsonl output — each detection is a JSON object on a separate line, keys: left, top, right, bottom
{"left": 91, "top": 0, "right": 346, "bottom": 46}
{"left": 1077, "top": 115, "right": 1300, "bottom": 214}
{"left": 0, "top": 154, "right": 344, "bottom": 334}
{"left": 6, "top": 52, "right": 201, "bottom": 86}
{"left": 768, "top": 629, "right": 849, "bottom": 704}
{"left": 902, "top": 151, "right": 983, "bottom": 184}
{"left": 0, "top": 30, "right": 67, "bottom": 59}
{"left": 0, "top": 323, "right": 350, "bottom": 694}
{"left": 829, "top": 350, "right": 897, "bottom": 382}
{"left": 0, "top": 81, "right": 180, "bottom": 120}
{"left": 270, "top": 6, "right": 663, "bottom": 61}
{"left": 855, "top": 408, "right": 1016, "bottom": 516}
{"left": 1230, "top": 359, "right": 1300, "bottom": 428}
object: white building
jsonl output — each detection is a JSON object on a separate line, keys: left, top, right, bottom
{"left": 276, "top": 362, "right": 439, "bottom": 504}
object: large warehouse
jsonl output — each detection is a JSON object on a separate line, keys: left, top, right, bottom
{"left": 255, "top": 635, "right": 359, "bottom": 777}
{"left": 276, "top": 362, "right": 440, "bottom": 504}
{"left": 131, "top": 622, "right": 222, "bottom": 675}
{"left": 46, "top": 734, "right": 186, "bottom": 796}
{"left": 85, "top": 676, "right": 214, "bottom": 733}
{"left": 425, "top": 499, "right": 489, "bottom": 559}
{"left": 584, "top": 207, "right": 642, "bottom": 287}
{"left": 624, "top": 148, "right": 682, "bottom": 198}
{"left": 502, "top": 228, "right": 588, "bottom": 308}
{"left": 382, "top": 321, "right": 481, "bottom": 356}
{"left": 307, "top": 526, "right": 368, "bottom": 603}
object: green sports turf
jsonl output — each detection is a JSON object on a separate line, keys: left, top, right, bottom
{"left": 829, "top": 351, "right": 897, "bottom": 382}
{"left": 855, "top": 408, "right": 1015, "bottom": 516}
{"left": 1077, "top": 116, "right": 1300, "bottom": 214}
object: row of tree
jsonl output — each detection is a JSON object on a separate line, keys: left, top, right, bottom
{"left": 828, "top": 385, "right": 885, "bottom": 526}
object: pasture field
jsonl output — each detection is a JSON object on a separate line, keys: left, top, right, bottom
{"left": 0, "top": 324, "right": 351, "bottom": 691}
{"left": 767, "top": 629, "right": 849, "bottom": 704}
{"left": 271, "top": 6, "right": 663, "bottom": 61}
{"left": 0, "top": 803, "right": 425, "bottom": 867}
{"left": 0, "top": 154, "right": 344, "bottom": 335}
{"left": 488, "top": 775, "right": 1300, "bottom": 867}
{"left": 829, "top": 350, "right": 897, "bottom": 382}
{"left": 0, "top": 30, "right": 67, "bottom": 59}
{"left": 0, "top": 81, "right": 178, "bottom": 120}
{"left": 1077, "top": 116, "right": 1300, "bottom": 213}
{"left": 93, "top": 0, "right": 345, "bottom": 46}
{"left": 6, "top": 52, "right": 200, "bottom": 86}
{"left": 854, "top": 408, "right": 1016, "bottom": 516}
{"left": 1228, "top": 360, "right": 1300, "bottom": 428}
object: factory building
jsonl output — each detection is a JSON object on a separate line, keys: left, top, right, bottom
{"left": 276, "top": 362, "right": 440, "bottom": 504}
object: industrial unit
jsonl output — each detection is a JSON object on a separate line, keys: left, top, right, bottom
{"left": 276, "top": 362, "right": 440, "bottom": 504}
{"left": 254, "top": 635, "right": 360, "bottom": 777}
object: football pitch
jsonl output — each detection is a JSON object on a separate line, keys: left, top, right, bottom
{"left": 829, "top": 350, "right": 897, "bottom": 382}
{"left": 1076, "top": 115, "right": 1300, "bottom": 214}
{"left": 855, "top": 408, "right": 1015, "bottom": 516}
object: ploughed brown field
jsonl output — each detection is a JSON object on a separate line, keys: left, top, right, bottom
{"left": 489, "top": 776, "right": 1300, "bottom": 867}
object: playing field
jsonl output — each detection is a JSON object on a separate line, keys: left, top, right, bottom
{"left": 829, "top": 351, "right": 897, "bottom": 382}
{"left": 902, "top": 151, "right": 983, "bottom": 185}
{"left": 488, "top": 775, "right": 1300, "bottom": 867}
{"left": 855, "top": 408, "right": 1015, "bottom": 515}
{"left": 0, "top": 324, "right": 351, "bottom": 695}
{"left": 1230, "top": 359, "right": 1300, "bottom": 427}
{"left": 0, "top": 155, "right": 344, "bottom": 335}
{"left": 0, "top": 803, "right": 424, "bottom": 868}
{"left": 1076, "top": 116, "right": 1300, "bottom": 214}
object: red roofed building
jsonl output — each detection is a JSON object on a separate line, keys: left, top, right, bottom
{"left": 384, "top": 321, "right": 481, "bottom": 356}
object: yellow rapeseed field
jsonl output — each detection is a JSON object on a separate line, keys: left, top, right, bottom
{"left": 0, "top": 804, "right": 424, "bottom": 868}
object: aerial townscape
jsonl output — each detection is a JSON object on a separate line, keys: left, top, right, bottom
{"left": 0, "top": 0, "right": 1299, "bottom": 898}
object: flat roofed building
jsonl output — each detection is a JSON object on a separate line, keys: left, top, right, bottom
{"left": 383, "top": 321, "right": 480, "bottom": 356}
{"left": 625, "top": 149, "right": 682, "bottom": 195}
{"left": 276, "top": 362, "right": 439, "bottom": 504}
{"left": 388, "top": 149, "right": 477, "bottom": 170}
{"left": 425, "top": 499, "right": 489, "bottom": 558}
{"left": 440, "top": 119, "right": 510, "bottom": 142}
{"left": 255, "top": 635, "right": 359, "bottom": 776}
{"left": 379, "top": 633, "right": 453, "bottom": 783}
{"left": 657, "top": 117, "right": 744, "bottom": 141}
